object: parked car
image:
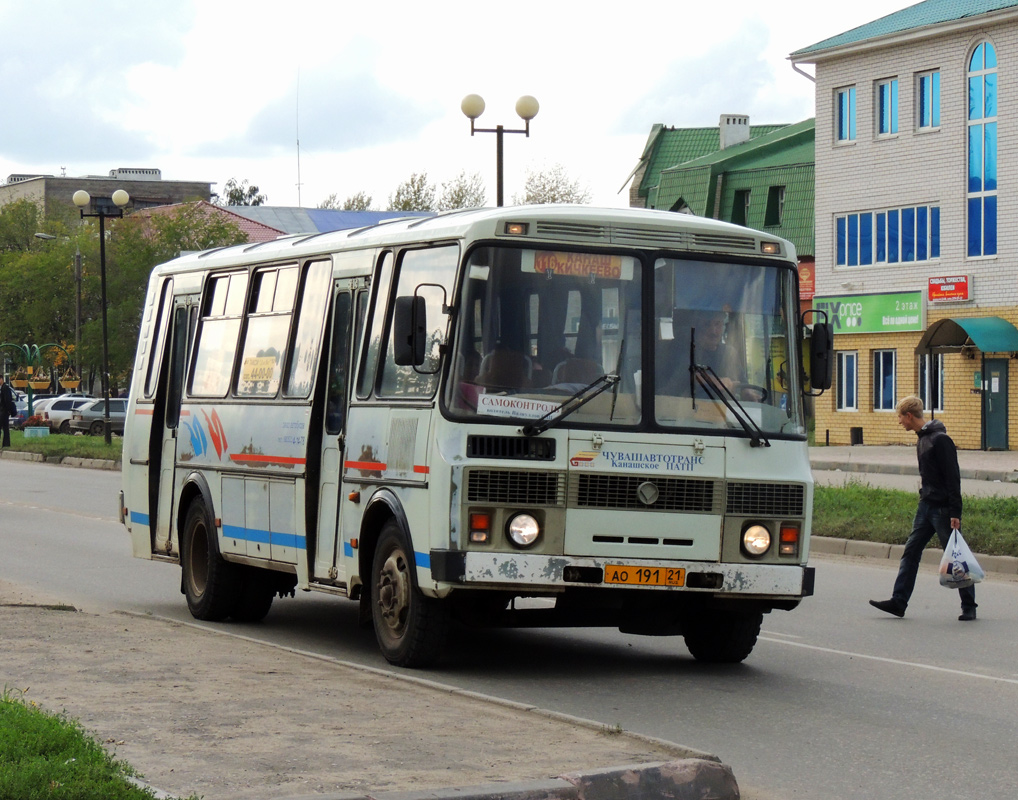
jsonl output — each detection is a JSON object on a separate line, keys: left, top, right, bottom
{"left": 9, "top": 399, "right": 28, "bottom": 430}
{"left": 42, "top": 396, "right": 95, "bottom": 434}
{"left": 68, "top": 398, "right": 128, "bottom": 436}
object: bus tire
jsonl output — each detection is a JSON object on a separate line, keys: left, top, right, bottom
{"left": 181, "top": 497, "right": 240, "bottom": 621}
{"left": 370, "top": 519, "right": 448, "bottom": 667}
{"left": 682, "top": 609, "right": 762, "bottom": 664}
{"left": 230, "top": 568, "right": 275, "bottom": 623}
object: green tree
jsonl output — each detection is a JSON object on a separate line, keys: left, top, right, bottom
{"left": 437, "top": 171, "right": 486, "bottom": 211}
{"left": 387, "top": 173, "right": 436, "bottom": 212}
{"left": 0, "top": 199, "right": 41, "bottom": 254}
{"left": 216, "top": 178, "right": 266, "bottom": 206}
{"left": 342, "top": 191, "right": 374, "bottom": 211}
{"left": 514, "top": 164, "right": 591, "bottom": 205}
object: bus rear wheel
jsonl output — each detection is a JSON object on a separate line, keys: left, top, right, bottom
{"left": 230, "top": 568, "right": 275, "bottom": 623}
{"left": 370, "top": 520, "right": 447, "bottom": 668}
{"left": 682, "top": 609, "right": 763, "bottom": 663}
{"left": 181, "top": 497, "right": 239, "bottom": 621}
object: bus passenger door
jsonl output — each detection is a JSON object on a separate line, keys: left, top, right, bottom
{"left": 313, "top": 284, "right": 357, "bottom": 584}
{"left": 154, "top": 302, "right": 193, "bottom": 554}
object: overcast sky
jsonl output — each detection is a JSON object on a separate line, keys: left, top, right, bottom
{"left": 0, "top": 0, "right": 920, "bottom": 209}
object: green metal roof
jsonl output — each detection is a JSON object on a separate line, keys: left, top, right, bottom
{"left": 636, "top": 123, "right": 787, "bottom": 199}
{"left": 916, "top": 316, "right": 1018, "bottom": 353}
{"left": 792, "top": 0, "right": 1018, "bottom": 58}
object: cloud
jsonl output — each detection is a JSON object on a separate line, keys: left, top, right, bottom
{"left": 613, "top": 22, "right": 781, "bottom": 135}
{"left": 0, "top": 1, "right": 194, "bottom": 166}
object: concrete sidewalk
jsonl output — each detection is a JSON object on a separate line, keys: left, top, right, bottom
{"left": 810, "top": 444, "right": 1018, "bottom": 483}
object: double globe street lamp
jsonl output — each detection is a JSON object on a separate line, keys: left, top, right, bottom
{"left": 461, "top": 94, "right": 539, "bottom": 207}
{"left": 73, "top": 188, "right": 129, "bottom": 445}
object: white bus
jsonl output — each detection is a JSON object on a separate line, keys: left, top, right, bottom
{"left": 120, "top": 205, "right": 832, "bottom": 667}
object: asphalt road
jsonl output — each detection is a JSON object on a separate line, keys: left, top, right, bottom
{"left": 2, "top": 459, "right": 1017, "bottom": 800}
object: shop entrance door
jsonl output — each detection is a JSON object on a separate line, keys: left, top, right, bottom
{"left": 983, "top": 358, "right": 1009, "bottom": 450}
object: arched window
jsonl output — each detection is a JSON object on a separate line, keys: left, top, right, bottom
{"left": 967, "top": 41, "right": 997, "bottom": 257}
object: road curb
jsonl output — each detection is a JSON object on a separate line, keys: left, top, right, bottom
{"left": 811, "top": 459, "right": 1018, "bottom": 484}
{"left": 812, "top": 536, "right": 1018, "bottom": 575}
{"left": 278, "top": 760, "right": 738, "bottom": 800}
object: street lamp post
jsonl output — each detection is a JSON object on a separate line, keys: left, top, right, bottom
{"left": 461, "top": 94, "right": 539, "bottom": 207}
{"left": 73, "top": 188, "right": 129, "bottom": 445}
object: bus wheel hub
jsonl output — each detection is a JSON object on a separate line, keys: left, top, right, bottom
{"left": 377, "top": 552, "right": 410, "bottom": 631}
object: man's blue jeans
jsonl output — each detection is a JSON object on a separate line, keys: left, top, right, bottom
{"left": 892, "top": 501, "right": 977, "bottom": 611}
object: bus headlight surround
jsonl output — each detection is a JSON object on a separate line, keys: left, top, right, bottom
{"left": 742, "top": 524, "right": 771, "bottom": 557}
{"left": 506, "top": 513, "right": 540, "bottom": 547}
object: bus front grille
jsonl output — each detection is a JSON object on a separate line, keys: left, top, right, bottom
{"left": 466, "top": 435, "right": 556, "bottom": 461}
{"left": 466, "top": 469, "right": 566, "bottom": 506}
{"left": 570, "top": 474, "right": 719, "bottom": 513}
{"left": 726, "top": 482, "right": 805, "bottom": 516}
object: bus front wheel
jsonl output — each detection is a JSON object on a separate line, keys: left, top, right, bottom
{"left": 370, "top": 520, "right": 447, "bottom": 667}
{"left": 682, "top": 609, "right": 762, "bottom": 663}
{"left": 181, "top": 497, "right": 239, "bottom": 621}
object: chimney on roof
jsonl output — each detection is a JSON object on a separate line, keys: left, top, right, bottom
{"left": 719, "top": 114, "right": 750, "bottom": 149}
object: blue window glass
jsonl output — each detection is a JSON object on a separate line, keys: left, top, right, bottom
{"left": 968, "top": 197, "right": 982, "bottom": 257}
{"left": 847, "top": 214, "right": 859, "bottom": 266}
{"left": 876, "top": 213, "right": 886, "bottom": 262}
{"left": 878, "top": 80, "right": 898, "bottom": 135}
{"left": 917, "top": 207, "right": 928, "bottom": 261}
{"left": 970, "top": 75, "right": 982, "bottom": 119}
{"left": 985, "top": 42, "right": 997, "bottom": 69}
{"left": 985, "top": 122, "right": 997, "bottom": 190}
{"left": 887, "top": 210, "right": 899, "bottom": 262}
{"left": 986, "top": 73, "right": 997, "bottom": 118}
{"left": 931, "top": 72, "right": 940, "bottom": 127}
{"left": 969, "top": 126, "right": 983, "bottom": 192}
{"left": 971, "top": 43, "right": 984, "bottom": 71}
{"left": 859, "top": 214, "right": 873, "bottom": 265}
{"left": 901, "top": 208, "right": 915, "bottom": 262}
{"left": 837, "top": 217, "right": 847, "bottom": 265}
{"left": 931, "top": 207, "right": 940, "bottom": 258}
{"left": 985, "top": 195, "right": 997, "bottom": 255}
{"left": 837, "top": 87, "right": 856, "bottom": 141}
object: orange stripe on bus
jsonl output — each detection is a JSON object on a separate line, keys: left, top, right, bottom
{"left": 413, "top": 465, "right": 430, "bottom": 474}
{"left": 228, "top": 454, "right": 306, "bottom": 466}
{"left": 344, "top": 461, "right": 387, "bottom": 471}
{"left": 135, "top": 409, "right": 154, "bottom": 415}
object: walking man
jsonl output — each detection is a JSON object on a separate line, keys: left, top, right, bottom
{"left": 0, "top": 374, "right": 15, "bottom": 448}
{"left": 870, "top": 395, "right": 976, "bottom": 621}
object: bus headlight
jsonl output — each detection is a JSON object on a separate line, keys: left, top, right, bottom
{"left": 506, "top": 513, "right": 540, "bottom": 547}
{"left": 742, "top": 524, "right": 771, "bottom": 557}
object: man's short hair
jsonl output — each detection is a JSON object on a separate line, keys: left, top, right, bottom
{"left": 896, "top": 395, "right": 924, "bottom": 418}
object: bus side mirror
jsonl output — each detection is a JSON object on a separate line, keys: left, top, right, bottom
{"left": 808, "top": 321, "right": 833, "bottom": 391}
{"left": 394, "top": 295, "right": 426, "bottom": 366}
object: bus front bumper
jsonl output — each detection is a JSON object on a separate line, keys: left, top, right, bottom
{"left": 430, "top": 550, "right": 815, "bottom": 599}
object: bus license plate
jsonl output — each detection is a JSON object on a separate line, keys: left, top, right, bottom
{"left": 604, "top": 565, "right": 685, "bottom": 587}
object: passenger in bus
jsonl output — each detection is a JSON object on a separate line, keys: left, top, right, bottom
{"left": 474, "top": 347, "right": 532, "bottom": 391}
{"left": 663, "top": 310, "right": 760, "bottom": 401}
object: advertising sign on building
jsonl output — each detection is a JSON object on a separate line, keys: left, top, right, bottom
{"left": 928, "top": 275, "right": 971, "bottom": 302}
{"left": 798, "top": 260, "right": 815, "bottom": 300}
{"left": 813, "top": 291, "right": 924, "bottom": 333}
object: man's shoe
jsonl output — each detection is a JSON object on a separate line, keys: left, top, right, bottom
{"left": 959, "top": 608, "right": 977, "bottom": 621}
{"left": 869, "top": 599, "right": 905, "bottom": 617}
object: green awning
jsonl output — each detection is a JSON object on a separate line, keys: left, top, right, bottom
{"left": 915, "top": 316, "right": 1018, "bottom": 354}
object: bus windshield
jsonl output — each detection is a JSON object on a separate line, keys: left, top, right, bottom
{"left": 445, "top": 246, "right": 805, "bottom": 437}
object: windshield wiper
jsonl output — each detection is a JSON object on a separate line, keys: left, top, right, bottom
{"left": 691, "top": 363, "right": 770, "bottom": 447}
{"left": 521, "top": 373, "right": 620, "bottom": 437}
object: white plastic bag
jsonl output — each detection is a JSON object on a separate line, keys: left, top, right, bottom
{"left": 939, "top": 529, "right": 985, "bottom": 589}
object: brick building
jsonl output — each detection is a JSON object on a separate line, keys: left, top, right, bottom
{"left": 791, "top": 0, "right": 1018, "bottom": 450}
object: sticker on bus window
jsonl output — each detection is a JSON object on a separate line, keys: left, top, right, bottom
{"left": 242, "top": 356, "right": 277, "bottom": 383}
{"left": 477, "top": 394, "right": 561, "bottom": 420}
{"left": 520, "top": 251, "right": 635, "bottom": 281}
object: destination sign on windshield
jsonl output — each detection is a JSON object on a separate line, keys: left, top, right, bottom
{"left": 521, "top": 251, "right": 635, "bottom": 280}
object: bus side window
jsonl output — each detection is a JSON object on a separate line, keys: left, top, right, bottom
{"left": 378, "top": 245, "right": 458, "bottom": 398}
{"left": 357, "top": 252, "right": 394, "bottom": 399}
{"left": 284, "top": 260, "right": 333, "bottom": 398}
{"left": 143, "top": 279, "right": 174, "bottom": 399}
{"left": 165, "top": 306, "right": 189, "bottom": 429}
{"left": 235, "top": 265, "right": 299, "bottom": 397}
{"left": 325, "top": 292, "right": 353, "bottom": 435}
{"left": 190, "top": 272, "right": 249, "bottom": 397}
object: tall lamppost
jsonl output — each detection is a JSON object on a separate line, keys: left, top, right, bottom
{"left": 73, "top": 188, "right": 130, "bottom": 444}
{"left": 461, "top": 94, "right": 539, "bottom": 207}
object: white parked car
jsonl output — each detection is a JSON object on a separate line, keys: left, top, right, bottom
{"left": 42, "top": 396, "right": 95, "bottom": 434}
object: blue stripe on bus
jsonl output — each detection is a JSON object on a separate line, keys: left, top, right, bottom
{"left": 222, "top": 524, "right": 307, "bottom": 550}
{"left": 340, "top": 542, "right": 429, "bottom": 569}
{"left": 130, "top": 510, "right": 150, "bottom": 526}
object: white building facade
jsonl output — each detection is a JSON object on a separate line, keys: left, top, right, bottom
{"left": 792, "top": 0, "right": 1018, "bottom": 450}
